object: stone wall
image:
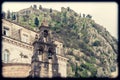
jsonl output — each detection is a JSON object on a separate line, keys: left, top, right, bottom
{"left": 2, "top": 63, "right": 31, "bottom": 78}
{"left": 2, "top": 19, "right": 38, "bottom": 44}
{"left": 2, "top": 19, "right": 68, "bottom": 77}
{"left": 2, "top": 38, "right": 33, "bottom": 64}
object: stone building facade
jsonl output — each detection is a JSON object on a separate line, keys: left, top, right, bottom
{"left": 2, "top": 19, "right": 68, "bottom": 78}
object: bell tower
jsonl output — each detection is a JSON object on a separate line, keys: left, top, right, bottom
{"left": 29, "top": 14, "right": 59, "bottom": 77}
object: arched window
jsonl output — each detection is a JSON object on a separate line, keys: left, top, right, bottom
{"left": 2, "top": 49, "right": 10, "bottom": 63}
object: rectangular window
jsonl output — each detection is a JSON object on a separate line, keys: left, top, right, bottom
{"left": 22, "top": 34, "right": 29, "bottom": 43}
{"left": 56, "top": 47, "right": 60, "bottom": 54}
{"left": 56, "top": 47, "right": 58, "bottom": 54}
{"left": 3, "top": 27, "right": 10, "bottom": 36}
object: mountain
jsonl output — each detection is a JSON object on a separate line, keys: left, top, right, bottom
{"left": 3, "top": 5, "right": 118, "bottom": 77}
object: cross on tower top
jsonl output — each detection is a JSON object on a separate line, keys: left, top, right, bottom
{"left": 41, "top": 14, "right": 48, "bottom": 27}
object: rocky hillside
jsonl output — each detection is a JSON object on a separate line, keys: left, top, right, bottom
{"left": 3, "top": 5, "right": 118, "bottom": 77}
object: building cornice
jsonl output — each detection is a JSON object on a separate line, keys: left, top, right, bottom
{"left": 2, "top": 63, "right": 31, "bottom": 66}
{"left": 2, "top": 36, "right": 33, "bottom": 51}
{"left": 56, "top": 54, "right": 69, "bottom": 61}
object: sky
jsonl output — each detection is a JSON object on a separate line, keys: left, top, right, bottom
{"left": 2, "top": 2, "right": 118, "bottom": 39}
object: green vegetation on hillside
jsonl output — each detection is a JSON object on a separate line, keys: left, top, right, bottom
{"left": 3, "top": 5, "right": 118, "bottom": 77}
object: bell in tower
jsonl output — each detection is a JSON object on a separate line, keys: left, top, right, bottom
{"left": 48, "top": 47, "right": 54, "bottom": 59}
{"left": 43, "top": 30, "right": 48, "bottom": 37}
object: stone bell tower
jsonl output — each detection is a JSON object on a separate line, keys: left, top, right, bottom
{"left": 29, "top": 15, "right": 59, "bottom": 77}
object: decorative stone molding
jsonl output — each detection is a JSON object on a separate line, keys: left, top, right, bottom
{"left": 2, "top": 63, "right": 31, "bottom": 66}
{"left": 2, "top": 36, "right": 33, "bottom": 51}
{"left": 56, "top": 55, "right": 68, "bottom": 62}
